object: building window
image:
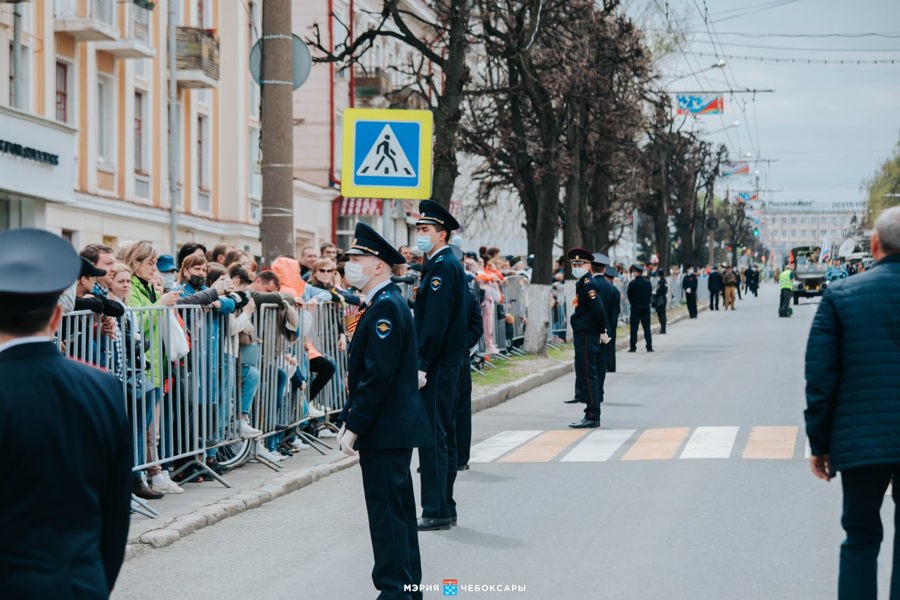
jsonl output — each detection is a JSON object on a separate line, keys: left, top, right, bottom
{"left": 134, "top": 91, "right": 145, "bottom": 173}
{"left": 55, "top": 62, "right": 68, "bottom": 122}
{"left": 249, "top": 127, "right": 261, "bottom": 199}
{"left": 197, "top": 115, "right": 209, "bottom": 190}
{"left": 97, "top": 77, "right": 115, "bottom": 166}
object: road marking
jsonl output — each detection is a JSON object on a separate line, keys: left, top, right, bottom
{"left": 742, "top": 426, "right": 798, "bottom": 459}
{"left": 469, "top": 430, "right": 542, "bottom": 463}
{"left": 560, "top": 429, "right": 636, "bottom": 462}
{"left": 621, "top": 428, "right": 690, "bottom": 461}
{"left": 679, "top": 426, "right": 739, "bottom": 459}
{"left": 498, "top": 429, "right": 589, "bottom": 463}
{"left": 804, "top": 439, "right": 811, "bottom": 459}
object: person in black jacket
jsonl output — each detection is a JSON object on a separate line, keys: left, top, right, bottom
{"left": 603, "top": 266, "right": 622, "bottom": 372}
{"left": 337, "top": 222, "right": 430, "bottom": 600}
{"left": 567, "top": 248, "right": 609, "bottom": 429}
{"left": 456, "top": 281, "right": 483, "bottom": 471}
{"left": 804, "top": 207, "right": 900, "bottom": 600}
{"left": 0, "top": 229, "right": 132, "bottom": 599}
{"left": 707, "top": 265, "right": 724, "bottom": 310}
{"left": 627, "top": 264, "right": 653, "bottom": 352}
{"left": 682, "top": 266, "right": 699, "bottom": 318}
{"left": 654, "top": 272, "right": 668, "bottom": 334}
{"left": 590, "top": 254, "right": 619, "bottom": 405}
{"left": 413, "top": 200, "right": 467, "bottom": 531}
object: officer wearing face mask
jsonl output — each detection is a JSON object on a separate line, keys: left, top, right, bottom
{"left": 567, "top": 247, "right": 610, "bottom": 429}
{"left": 413, "top": 200, "right": 467, "bottom": 531}
{"left": 336, "top": 222, "right": 430, "bottom": 600}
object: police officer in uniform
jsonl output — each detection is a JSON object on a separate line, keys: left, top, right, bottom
{"left": 413, "top": 200, "right": 467, "bottom": 531}
{"left": 0, "top": 229, "right": 132, "bottom": 599}
{"left": 603, "top": 266, "right": 621, "bottom": 373}
{"left": 568, "top": 248, "right": 610, "bottom": 429}
{"left": 627, "top": 263, "right": 653, "bottom": 352}
{"left": 682, "top": 265, "right": 699, "bottom": 318}
{"left": 590, "top": 253, "right": 619, "bottom": 406}
{"left": 337, "top": 222, "right": 430, "bottom": 600}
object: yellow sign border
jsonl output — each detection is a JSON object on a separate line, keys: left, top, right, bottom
{"left": 340, "top": 108, "right": 433, "bottom": 200}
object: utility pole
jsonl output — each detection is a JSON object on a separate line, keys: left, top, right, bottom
{"left": 260, "top": 0, "right": 294, "bottom": 265}
{"left": 167, "top": 1, "right": 178, "bottom": 256}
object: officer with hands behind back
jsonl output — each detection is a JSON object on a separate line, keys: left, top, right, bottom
{"left": 336, "top": 222, "right": 430, "bottom": 600}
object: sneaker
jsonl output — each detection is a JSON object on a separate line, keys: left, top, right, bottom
{"left": 317, "top": 428, "right": 336, "bottom": 439}
{"left": 307, "top": 404, "right": 326, "bottom": 418}
{"left": 151, "top": 471, "right": 184, "bottom": 494}
{"left": 256, "top": 442, "right": 283, "bottom": 463}
{"left": 290, "top": 438, "right": 310, "bottom": 450}
{"left": 238, "top": 420, "right": 262, "bottom": 439}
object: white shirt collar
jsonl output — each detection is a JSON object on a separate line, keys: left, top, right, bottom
{"left": 0, "top": 336, "right": 53, "bottom": 356}
{"left": 428, "top": 245, "right": 449, "bottom": 260}
{"left": 365, "top": 279, "right": 392, "bottom": 305}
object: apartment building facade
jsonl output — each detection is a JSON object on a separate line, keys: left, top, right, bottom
{"left": 0, "top": 0, "right": 261, "bottom": 254}
{"left": 759, "top": 200, "right": 866, "bottom": 256}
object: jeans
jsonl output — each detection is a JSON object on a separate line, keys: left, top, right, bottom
{"left": 839, "top": 465, "right": 900, "bottom": 600}
{"left": 240, "top": 363, "right": 260, "bottom": 415}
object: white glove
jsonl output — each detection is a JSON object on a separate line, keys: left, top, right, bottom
{"left": 417, "top": 370, "right": 428, "bottom": 390}
{"left": 336, "top": 423, "right": 346, "bottom": 446}
{"left": 600, "top": 333, "right": 611, "bottom": 345}
{"left": 340, "top": 430, "right": 358, "bottom": 457}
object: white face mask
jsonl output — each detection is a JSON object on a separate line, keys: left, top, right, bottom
{"left": 161, "top": 272, "right": 178, "bottom": 291}
{"left": 572, "top": 267, "right": 588, "bottom": 279}
{"left": 344, "top": 261, "right": 374, "bottom": 289}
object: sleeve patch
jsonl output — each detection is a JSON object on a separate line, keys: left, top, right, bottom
{"left": 588, "top": 289, "right": 597, "bottom": 300}
{"left": 430, "top": 276, "right": 443, "bottom": 291}
{"left": 375, "top": 318, "right": 392, "bottom": 339}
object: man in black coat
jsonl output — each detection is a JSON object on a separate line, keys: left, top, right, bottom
{"left": 707, "top": 265, "right": 724, "bottom": 310}
{"left": 455, "top": 281, "right": 483, "bottom": 471}
{"left": 590, "top": 254, "right": 619, "bottom": 388}
{"left": 338, "top": 222, "right": 430, "bottom": 600}
{"left": 804, "top": 207, "right": 900, "bottom": 600}
{"left": 603, "top": 266, "right": 622, "bottom": 372}
{"left": 567, "top": 248, "right": 609, "bottom": 429}
{"left": 0, "top": 229, "right": 132, "bottom": 600}
{"left": 682, "top": 266, "right": 699, "bottom": 318}
{"left": 413, "top": 200, "right": 467, "bottom": 531}
{"left": 627, "top": 264, "right": 653, "bottom": 352}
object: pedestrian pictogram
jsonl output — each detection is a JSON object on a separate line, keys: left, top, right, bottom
{"left": 341, "top": 108, "right": 433, "bottom": 200}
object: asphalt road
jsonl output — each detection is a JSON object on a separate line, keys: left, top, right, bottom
{"left": 114, "top": 284, "right": 894, "bottom": 599}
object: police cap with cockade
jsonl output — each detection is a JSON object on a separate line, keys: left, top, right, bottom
{"left": 0, "top": 228, "right": 82, "bottom": 311}
{"left": 631, "top": 263, "right": 645, "bottom": 273}
{"left": 416, "top": 200, "right": 460, "bottom": 231}
{"left": 567, "top": 247, "right": 594, "bottom": 262}
{"left": 345, "top": 222, "right": 406, "bottom": 266}
{"left": 605, "top": 266, "right": 619, "bottom": 279}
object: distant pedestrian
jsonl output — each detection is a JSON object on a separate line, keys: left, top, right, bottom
{"left": 0, "top": 229, "right": 132, "bottom": 598}
{"left": 627, "top": 264, "right": 653, "bottom": 353}
{"left": 778, "top": 263, "right": 794, "bottom": 317}
{"left": 804, "top": 207, "right": 900, "bottom": 600}
{"left": 708, "top": 265, "right": 724, "bottom": 310}
{"left": 682, "top": 266, "right": 699, "bottom": 319}
{"left": 723, "top": 264, "right": 738, "bottom": 310}
{"left": 654, "top": 272, "right": 668, "bottom": 333}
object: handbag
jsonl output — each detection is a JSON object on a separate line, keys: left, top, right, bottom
{"left": 162, "top": 309, "right": 190, "bottom": 361}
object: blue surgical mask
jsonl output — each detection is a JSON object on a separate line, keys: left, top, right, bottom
{"left": 416, "top": 235, "right": 435, "bottom": 255}
{"left": 572, "top": 267, "right": 588, "bottom": 279}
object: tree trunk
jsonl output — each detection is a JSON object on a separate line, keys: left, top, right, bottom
{"left": 524, "top": 284, "right": 552, "bottom": 354}
{"left": 530, "top": 173, "right": 561, "bottom": 284}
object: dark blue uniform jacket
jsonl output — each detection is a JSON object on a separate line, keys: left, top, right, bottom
{"left": 804, "top": 253, "right": 900, "bottom": 470}
{"left": 571, "top": 273, "right": 608, "bottom": 334}
{"left": 414, "top": 246, "right": 467, "bottom": 372}
{"left": 343, "top": 283, "right": 430, "bottom": 450}
{"left": 0, "top": 341, "right": 131, "bottom": 599}
{"left": 594, "top": 275, "right": 620, "bottom": 332}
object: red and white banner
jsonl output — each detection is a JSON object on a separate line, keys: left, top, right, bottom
{"left": 339, "top": 197, "right": 383, "bottom": 216}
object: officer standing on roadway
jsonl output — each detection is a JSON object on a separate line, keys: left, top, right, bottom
{"left": 337, "top": 222, "right": 430, "bottom": 600}
{"left": 627, "top": 263, "right": 653, "bottom": 352}
{"left": 413, "top": 200, "right": 468, "bottom": 531}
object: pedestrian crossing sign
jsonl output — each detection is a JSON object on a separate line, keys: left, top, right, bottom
{"left": 341, "top": 108, "right": 433, "bottom": 200}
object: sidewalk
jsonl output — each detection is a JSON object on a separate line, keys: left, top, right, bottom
{"left": 126, "top": 302, "right": 701, "bottom": 559}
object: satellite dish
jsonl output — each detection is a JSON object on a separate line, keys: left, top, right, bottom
{"left": 838, "top": 238, "right": 857, "bottom": 258}
{"left": 249, "top": 35, "right": 312, "bottom": 91}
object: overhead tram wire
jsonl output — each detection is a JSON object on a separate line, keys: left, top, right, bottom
{"left": 688, "top": 51, "right": 900, "bottom": 65}
{"left": 689, "top": 40, "right": 900, "bottom": 53}
{"left": 665, "top": 31, "right": 900, "bottom": 39}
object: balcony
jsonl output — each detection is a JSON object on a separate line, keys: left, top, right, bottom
{"left": 53, "top": 0, "right": 118, "bottom": 42}
{"left": 94, "top": 1, "right": 155, "bottom": 59}
{"left": 176, "top": 27, "right": 219, "bottom": 89}
{"left": 354, "top": 68, "right": 392, "bottom": 107}
{"left": 388, "top": 87, "right": 430, "bottom": 110}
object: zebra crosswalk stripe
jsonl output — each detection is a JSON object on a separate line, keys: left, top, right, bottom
{"left": 680, "top": 426, "right": 739, "bottom": 459}
{"left": 560, "top": 429, "right": 637, "bottom": 462}
{"left": 469, "top": 430, "right": 542, "bottom": 463}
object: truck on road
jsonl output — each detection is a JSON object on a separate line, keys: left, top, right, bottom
{"left": 791, "top": 246, "right": 827, "bottom": 304}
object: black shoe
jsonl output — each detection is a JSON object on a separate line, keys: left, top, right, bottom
{"left": 628, "top": 348, "right": 636, "bottom": 353}
{"left": 647, "top": 348, "right": 654, "bottom": 352}
{"left": 568, "top": 418, "right": 600, "bottom": 429}
{"left": 457, "top": 464, "right": 470, "bottom": 471}
{"left": 133, "top": 478, "right": 164, "bottom": 500}
{"left": 564, "top": 397, "right": 583, "bottom": 404}
{"left": 417, "top": 517, "right": 452, "bottom": 531}
{"left": 659, "top": 331, "right": 666, "bottom": 334}
{"left": 451, "top": 517, "right": 458, "bottom": 526}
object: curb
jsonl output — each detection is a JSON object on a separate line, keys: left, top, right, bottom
{"left": 126, "top": 303, "right": 704, "bottom": 558}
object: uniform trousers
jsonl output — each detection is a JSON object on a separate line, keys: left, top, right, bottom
{"left": 655, "top": 302, "right": 667, "bottom": 333}
{"left": 418, "top": 364, "right": 461, "bottom": 520}
{"left": 629, "top": 306, "right": 653, "bottom": 351}
{"left": 591, "top": 335, "right": 609, "bottom": 417}
{"left": 710, "top": 290, "right": 721, "bottom": 310}
{"left": 838, "top": 464, "right": 900, "bottom": 600}
{"left": 574, "top": 331, "right": 602, "bottom": 421}
{"left": 686, "top": 292, "right": 698, "bottom": 318}
{"left": 455, "top": 362, "right": 473, "bottom": 468}
{"left": 359, "top": 448, "right": 423, "bottom": 600}
{"left": 606, "top": 331, "right": 617, "bottom": 373}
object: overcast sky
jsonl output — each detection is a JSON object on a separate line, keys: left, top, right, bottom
{"left": 630, "top": 0, "right": 900, "bottom": 210}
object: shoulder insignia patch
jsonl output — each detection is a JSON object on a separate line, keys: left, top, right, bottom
{"left": 375, "top": 318, "right": 392, "bottom": 339}
{"left": 588, "top": 289, "right": 597, "bottom": 300}
{"left": 435, "top": 255, "right": 445, "bottom": 263}
{"left": 430, "top": 276, "right": 443, "bottom": 291}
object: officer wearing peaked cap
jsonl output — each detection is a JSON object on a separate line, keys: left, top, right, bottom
{"left": 413, "top": 200, "right": 468, "bottom": 531}
{"left": 0, "top": 228, "right": 132, "bottom": 599}
{"left": 338, "top": 221, "right": 430, "bottom": 600}
{"left": 567, "top": 247, "right": 609, "bottom": 429}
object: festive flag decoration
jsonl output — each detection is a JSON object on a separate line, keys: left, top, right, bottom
{"left": 819, "top": 235, "right": 831, "bottom": 263}
{"left": 676, "top": 94, "right": 724, "bottom": 115}
{"left": 737, "top": 191, "right": 759, "bottom": 203}
{"left": 722, "top": 161, "right": 750, "bottom": 176}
